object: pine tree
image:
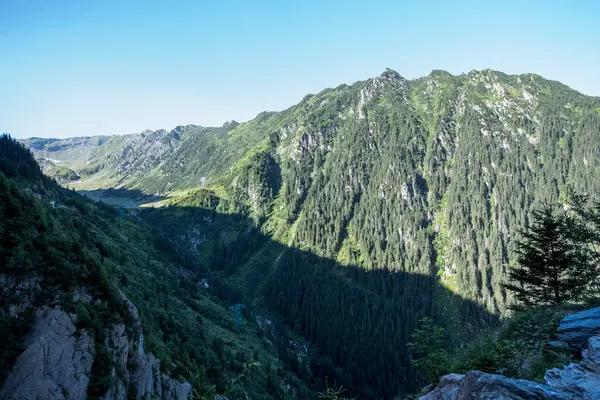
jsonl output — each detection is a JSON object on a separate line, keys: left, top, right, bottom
{"left": 504, "top": 203, "right": 590, "bottom": 307}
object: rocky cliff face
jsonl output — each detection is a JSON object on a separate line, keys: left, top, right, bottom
{"left": 21, "top": 124, "right": 237, "bottom": 194}
{"left": 99, "top": 292, "right": 192, "bottom": 400}
{"left": 0, "top": 277, "right": 191, "bottom": 400}
{"left": 0, "top": 307, "right": 95, "bottom": 400}
{"left": 420, "top": 307, "right": 600, "bottom": 400}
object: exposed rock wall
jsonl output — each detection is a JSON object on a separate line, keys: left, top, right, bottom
{"left": 551, "top": 306, "right": 600, "bottom": 352}
{"left": 0, "top": 282, "right": 191, "bottom": 400}
{"left": 545, "top": 335, "right": 600, "bottom": 399}
{"left": 0, "top": 307, "right": 95, "bottom": 400}
{"left": 420, "top": 371, "right": 568, "bottom": 400}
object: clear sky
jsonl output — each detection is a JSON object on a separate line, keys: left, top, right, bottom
{"left": 2, "top": 0, "right": 599, "bottom": 138}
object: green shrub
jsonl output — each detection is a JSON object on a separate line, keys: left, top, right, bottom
{"left": 450, "top": 307, "right": 573, "bottom": 381}
{"left": 408, "top": 317, "right": 451, "bottom": 385}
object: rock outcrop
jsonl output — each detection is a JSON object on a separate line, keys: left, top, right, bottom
{"left": 551, "top": 306, "right": 600, "bottom": 352}
{"left": 545, "top": 335, "right": 600, "bottom": 399}
{"left": 100, "top": 292, "right": 192, "bottom": 400}
{"left": 0, "top": 288, "right": 191, "bottom": 400}
{"left": 0, "top": 307, "right": 95, "bottom": 400}
{"left": 420, "top": 371, "right": 569, "bottom": 400}
{"left": 421, "top": 307, "right": 600, "bottom": 400}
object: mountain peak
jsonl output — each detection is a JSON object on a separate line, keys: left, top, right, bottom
{"left": 223, "top": 120, "right": 239, "bottom": 129}
{"left": 380, "top": 67, "right": 404, "bottom": 81}
{"left": 428, "top": 69, "right": 454, "bottom": 78}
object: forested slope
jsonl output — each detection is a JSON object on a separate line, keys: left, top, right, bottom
{"left": 135, "top": 201, "right": 496, "bottom": 398}
{"left": 0, "top": 135, "right": 317, "bottom": 399}
{"left": 2, "top": 133, "right": 494, "bottom": 398}
{"left": 25, "top": 69, "right": 600, "bottom": 313}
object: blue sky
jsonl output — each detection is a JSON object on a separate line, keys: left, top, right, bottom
{"left": 1, "top": 0, "right": 599, "bottom": 138}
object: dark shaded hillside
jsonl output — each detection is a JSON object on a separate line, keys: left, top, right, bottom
{"left": 140, "top": 204, "right": 497, "bottom": 398}
{"left": 1, "top": 134, "right": 47, "bottom": 181}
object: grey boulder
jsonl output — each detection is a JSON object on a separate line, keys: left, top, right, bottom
{"left": 420, "top": 371, "right": 568, "bottom": 400}
{"left": 545, "top": 335, "right": 600, "bottom": 399}
{"left": 552, "top": 306, "right": 600, "bottom": 352}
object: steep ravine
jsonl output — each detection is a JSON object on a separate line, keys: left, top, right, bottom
{"left": 0, "top": 136, "right": 314, "bottom": 399}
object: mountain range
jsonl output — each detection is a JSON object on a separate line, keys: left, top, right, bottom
{"left": 22, "top": 68, "right": 600, "bottom": 311}
{"left": 8, "top": 68, "right": 600, "bottom": 398}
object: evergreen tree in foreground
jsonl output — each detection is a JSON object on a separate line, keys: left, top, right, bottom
{"left": 504, "top": 203, "right": 591, "bottom": 307}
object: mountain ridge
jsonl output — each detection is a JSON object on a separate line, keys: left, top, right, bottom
{"left": 22, "top": 68, "right": 599, "bottom": 142}
{"left": 21, "top": 67, "right": 600, "bottom": 314}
